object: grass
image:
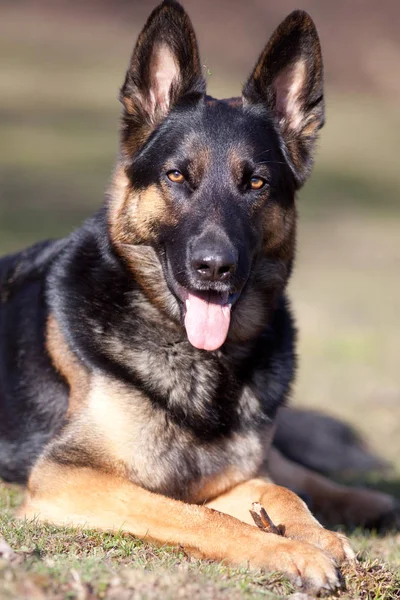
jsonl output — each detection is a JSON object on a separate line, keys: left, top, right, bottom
{"left": 0, "top": 4, "right": 400, "bottom": 599}
{"left": 1, "top": 482, "right": 400, "bottom": 600}
{"left": 291, "top": 215, "right": 400, "bottom": 472}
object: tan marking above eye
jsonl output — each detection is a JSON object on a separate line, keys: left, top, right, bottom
{"left": 167, "top": 170, "right": 185, "bottom": 184}
{"left": 250, "top": 176, "right": 266, "bottom": 190}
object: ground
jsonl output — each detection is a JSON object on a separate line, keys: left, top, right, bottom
{"left": 1, "top": 482, "right": 400, "bottom": 599}
{"left": 0, "top": 4, "right": 399, "bottom": 599}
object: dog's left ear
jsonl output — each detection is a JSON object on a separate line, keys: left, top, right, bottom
{"left": 243, "top": 11, "right": 324, "bottom": 187}
{"left": 120, "top": 1, "right": 205, "bottom": 156}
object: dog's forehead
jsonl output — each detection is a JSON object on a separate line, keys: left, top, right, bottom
{"left": 173, "top": 98, "right": 276, "bottom": 159}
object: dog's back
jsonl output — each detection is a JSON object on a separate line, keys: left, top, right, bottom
{"left": 0, "top": 239, "right": 69, "bottom": 482}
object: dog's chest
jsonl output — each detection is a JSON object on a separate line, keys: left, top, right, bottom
{"left": 130, "top": 412, "right": 271, "bottom": 502}
{"left": 83, "top": 353, "right": 272, "bottom": 502}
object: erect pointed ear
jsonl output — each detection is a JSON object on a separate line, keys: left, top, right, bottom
{"left": 243, "top": 11, "right": 324, "bottom": 187}
{"left": 120, "top": 0, "right": 205, "bottom": 157}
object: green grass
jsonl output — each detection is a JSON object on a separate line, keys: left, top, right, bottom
{"left": 0, "top": 5, "right": 400, "bottom": 599}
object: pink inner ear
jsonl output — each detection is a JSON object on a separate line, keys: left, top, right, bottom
{"left": 148, "top": 43, "right": 179, "bottom": 116}
{"left": 274, "top": 60, "right": 306, "bottom": 130}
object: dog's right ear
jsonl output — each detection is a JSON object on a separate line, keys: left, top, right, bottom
{"left": 120, "top": 0, "right": 205, "bottom": 157}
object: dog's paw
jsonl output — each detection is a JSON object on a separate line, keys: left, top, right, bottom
{"left": 249, "top": 535, "right": 342, "bottom": 595}
{"left": 325, "top": 531, "right": 355, "bottom": 564}
{"left": 283, "top": 523, "right": 355, "bottom": 565}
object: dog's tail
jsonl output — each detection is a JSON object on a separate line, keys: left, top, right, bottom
{"left": 273, "top": 407, "right": 388, "bottom": 477}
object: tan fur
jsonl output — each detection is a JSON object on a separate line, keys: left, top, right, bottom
{"left": 302, "top": 118, "right": 321, "bottom": 138}
{"left": 120, "top": 113, "right": 155, "bottom": 157}
{"left": 225, "top": 97, "right": 242, "bottom": 108}
{"left": 109, "top": 169, "right": 176, "bottom": 246}
{"left": 108, "top": 166, "right": 131, "bottom": 245}
{"left": 108, "top": 168, "right": 180, "bottom": 315}
{"left": 80, "top": 376, "right": 146, "bottom": 475}
{"left": 186, "top": 145, "right": 210, "bottom": 185}
{"left": 135, "top": 185, "right": 173, "bottom": 240}
{"left": 46, "top": 315, "right": 90, "bottom": 416}
{"left": 263, "top": 203, "right": 296, "bottom": 259}
{"left": 113, "top": 243, "right": 181, "bottom": 319}
{"left": 189, "top": 465, "right": 250, "bottom": 505}
{"left": 228, "top": 147, "right": 259, "bottom": 188}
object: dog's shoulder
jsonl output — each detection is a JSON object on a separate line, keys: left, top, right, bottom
{"left": 0, "top": 238, "right": 66, "bottom": 300}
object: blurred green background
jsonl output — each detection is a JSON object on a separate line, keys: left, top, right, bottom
{"left": 1, "top": 0, "right": 399, "bottom": 473}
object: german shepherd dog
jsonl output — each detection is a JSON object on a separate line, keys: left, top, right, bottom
{"left": 0, "top": 1, "right": 398, "bottom": 594}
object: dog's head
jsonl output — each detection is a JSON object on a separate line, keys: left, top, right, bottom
{"left": 109, "top": 0, "right": 324, "bottom": 351}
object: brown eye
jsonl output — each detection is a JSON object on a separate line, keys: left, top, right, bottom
{"left": 249, "top": 176, "right": 265, "bottom": 190}
{"left": 167, "top": 170, "right": 185, "bottom": 184}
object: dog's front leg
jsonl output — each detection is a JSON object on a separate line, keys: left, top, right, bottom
{"left": 206, "top": 477, "right": 355, "bottom": 567}
{"left": 18, "top": 460, "right": 342, "bottom": 594}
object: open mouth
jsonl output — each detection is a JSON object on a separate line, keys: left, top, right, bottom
{"left": 180, "top": 288, "right": 240, "bottom": 352}
{"left": 163, "top": 254, "right": 242, "bottom": 351}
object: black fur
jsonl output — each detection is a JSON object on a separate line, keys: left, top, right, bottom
{"left": 274, "top": 408, "right": 388, "bottom": 477}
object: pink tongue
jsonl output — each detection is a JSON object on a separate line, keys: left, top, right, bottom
{"left": 184, "top": 292, "right": 231, "bottom": 351}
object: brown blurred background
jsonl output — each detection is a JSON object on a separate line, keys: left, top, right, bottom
{"left": 0, "top": 0, "right": 399, "bottom": 475}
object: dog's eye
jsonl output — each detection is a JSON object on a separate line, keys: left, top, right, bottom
{"left": 167, "top": 170, "right": 185, "bottom": 184}
{"left": 249, "top": 176, "right": 266, "bottom": 190}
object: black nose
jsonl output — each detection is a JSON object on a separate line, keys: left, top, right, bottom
{"left": 191, "top": 248, "right": 237, "bottom": 282}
